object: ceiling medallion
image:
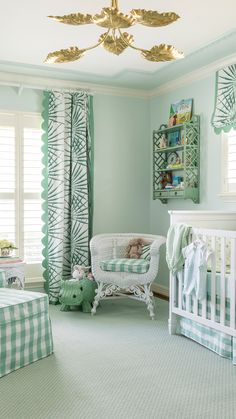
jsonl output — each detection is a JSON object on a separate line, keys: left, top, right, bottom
{"left": 45, "top": 0, "right": 183, "bottom": 64}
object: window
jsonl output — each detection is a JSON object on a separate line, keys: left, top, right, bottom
{"left": 221, "top": 129, "right": 236, "bottom": 200}
{"left": 0, "top": 112, "right": 43, "bottom": 281}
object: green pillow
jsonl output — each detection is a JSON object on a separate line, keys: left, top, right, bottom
{"left": 140, "top": 244, "right": 151, "bottom": 261}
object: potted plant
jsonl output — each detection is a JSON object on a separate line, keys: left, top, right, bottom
{"left": 0, "top": 239, "right": 17, "bottom": 257}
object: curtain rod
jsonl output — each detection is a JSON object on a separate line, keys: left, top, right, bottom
{"left": 0, "top": 80, "right": 94, "bottom": 96}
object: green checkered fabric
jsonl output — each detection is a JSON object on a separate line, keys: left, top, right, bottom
{"left": 0, "top": 289, "right": 53, "bottom": 378}
{"left": 100, "top": 258, "right": 150, "bottom": 274}
{"left": 179, "top": 294, "right": 235, "bottom": 363}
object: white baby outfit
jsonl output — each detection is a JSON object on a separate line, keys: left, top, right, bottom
{"left": 182, "top": 239, "right": 212, "bottom": 300}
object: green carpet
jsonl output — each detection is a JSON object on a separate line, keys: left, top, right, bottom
{"left": 1, "top": 297, "right": 236, "bottom": 419}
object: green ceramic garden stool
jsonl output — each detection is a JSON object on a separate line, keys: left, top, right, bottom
{"left": 59, "top": 279, "right": 97, "bottom": 313}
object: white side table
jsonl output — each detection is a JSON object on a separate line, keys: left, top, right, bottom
{"left": 0, "top": 261, "right": 25, "bottom": 289}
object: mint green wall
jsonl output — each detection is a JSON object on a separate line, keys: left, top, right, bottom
{"left": 0, "top": 86, "right": 150, "bottom": 234}
{"left": 150, "top": 75, "right": 236, "bottom": 288}
{"left": 93, "top": 95, "right": 150, "bottom": 234}
{"left": 1, "top": 76, "right": 234, "bottom": 290}
{"left": 0, "top": 86, "right": 42, "bottom": 112}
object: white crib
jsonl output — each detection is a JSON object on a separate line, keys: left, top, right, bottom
{"left": 168, "top": 211, "right": 236, "bottom": 363}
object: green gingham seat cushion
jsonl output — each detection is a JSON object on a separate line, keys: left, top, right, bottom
{"left": 100, "top": 258, "right": 150, "bottom": 274}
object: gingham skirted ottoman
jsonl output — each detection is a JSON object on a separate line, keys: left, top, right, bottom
{"left": 0, "top": 288, "right": 53, "bottom": 378}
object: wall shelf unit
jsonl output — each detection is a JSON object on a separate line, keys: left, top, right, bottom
{"left": 153, "top": 115, "right": 200, "bottom": 204}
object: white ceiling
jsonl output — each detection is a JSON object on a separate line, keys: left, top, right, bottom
{"left": 1, "top": 0, "right": 236, "bottom": 81}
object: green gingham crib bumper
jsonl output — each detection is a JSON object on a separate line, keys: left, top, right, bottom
{"left": 179, "top": 294, "right": 236, "bottom": 364}
{"left": 100, "top": 258, "right": 150, "bottom": 274}
{"left": 0, "top": 288, "right": 53, "bottom": 378}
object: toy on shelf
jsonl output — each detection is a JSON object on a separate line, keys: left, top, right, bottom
{"left": 172, "top": 176, "right": 183, "bottom": 188}
{"left": 168, "top": 113, "right": 177, "bottom": 127}
{"left": 159, "top": 133, "right": 168, "bottom": 149}
{"left": 160, "top": 172, "right": 172, "bottom": 190}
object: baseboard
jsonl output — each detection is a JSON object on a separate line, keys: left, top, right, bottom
{"left": 151, "top": 283, "right": 169, "bottom": 299}
{"left": 25, "top": 276, "right": 45, "bottom": 292}
{"left": 24, "top": 278, "right": 169, "bottom": 298}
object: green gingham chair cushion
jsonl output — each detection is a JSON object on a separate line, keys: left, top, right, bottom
{"left": 100, "top": 258, "right": 150, "bottom": 274}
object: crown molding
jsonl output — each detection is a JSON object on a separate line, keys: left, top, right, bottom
{"left": 149, "top": 53, "right": 236, "bottom": 98}
{"left": 0, "top": 71, "right": 149, "bottom": 99}
{"left": 0, "top": 52, "right": 235, "bottom": 99}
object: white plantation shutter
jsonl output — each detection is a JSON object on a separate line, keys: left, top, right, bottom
{"left": 221, "top": 129, "right": 236, "bottom": 198}
{"left": 0, "top": 112, "right": 43, "bottom": 280}
{"left": 23, "top": 127, "right": 43, "bottom": 263}
{"left": 227, "top": 130, "right": 236, "bottom": 192}
{"left": 0, "top": 117, "right": 16, "bottom": 245}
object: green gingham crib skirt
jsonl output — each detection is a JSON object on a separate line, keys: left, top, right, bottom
{"left": 179, "top": 294, "right": 236, "bottom": 364}
{"left": 0, "top": 289, "right": 53, "bottom": 378}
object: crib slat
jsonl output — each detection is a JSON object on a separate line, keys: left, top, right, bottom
{"left": 211, "top": 237, "right": 216, "bottom": 322}
{"left": 186, "top": 295, "right": 191, "bottom": 313}
{"left": 178, "top": 271, "right": 183, "bottom": 310}
{"left": 230, "top": 239, "right": 236, "bottom": 329}
{"left": 220, "top": 237, "right": 226, "bottom": 325}
{"left": 193, "top": 297, "right": 198, "bottom": 316}
{"left": 172, "top": 273, "right": 177, "bottom": 308}
{"left": 201, "top": 234, "right": 207, "bottom": 319}
{"left": 202, "top": 297, "right": 207, "bottom": 319}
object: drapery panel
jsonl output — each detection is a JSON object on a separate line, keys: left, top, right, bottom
{"left": 211, "top": 64, "right": 236, "bottom": 134}
{"left": 41, "top": 91, "right": 93, "bottom": 303}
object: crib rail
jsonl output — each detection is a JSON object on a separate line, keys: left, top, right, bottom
{"left": 169, "top": 227, "right": 236, "bottom": 338}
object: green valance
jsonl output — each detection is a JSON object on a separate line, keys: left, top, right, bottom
{"left": 211, "top": 64, "right": 236, "bottom": 134}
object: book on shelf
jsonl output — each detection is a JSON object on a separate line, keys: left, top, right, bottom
{"left": 169, "top": 98, "right": 193, "bottom": 126}
{"left": 168, "top": 130, "right": 180, "bottom": 147}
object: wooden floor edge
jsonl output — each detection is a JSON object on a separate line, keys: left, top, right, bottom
{"left": 153, "top": 291, "right": 169, "bottom": 301}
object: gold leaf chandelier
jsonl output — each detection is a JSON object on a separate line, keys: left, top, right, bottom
{"left": 45, "top": 0, "right": 184, "bottom": 64}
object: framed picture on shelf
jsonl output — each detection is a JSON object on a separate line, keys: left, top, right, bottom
{"left": 168, "top": 98, "right": 193, "bottom": 126}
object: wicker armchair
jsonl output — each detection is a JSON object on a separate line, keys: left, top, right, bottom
{"left": 90, "top": 233, "right": 166, "bottom": 319}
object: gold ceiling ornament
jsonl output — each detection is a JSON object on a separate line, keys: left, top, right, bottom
{"left": 45, "top": 47, "right": 86, "bottom": 64}
{"left": 93, "top": 8, "right": 136, "bottom": 28}
{"left": 99, "top": 31, "right": 134, "bottom": 55}
{"left": 141, "top": 44, "right": 184, "bottom": 62}
{"left": 47, "top": 13, "right": 93, "bottom": 26}
{"left": 130, "top": 9, "right": 180, "bottom": 27}
{"left": 45, "top": 0, "right": 184, "bottom": 64}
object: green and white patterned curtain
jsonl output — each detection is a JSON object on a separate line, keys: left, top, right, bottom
{"left": 41, "top": 90, "right": 94, "bottom": 303}
{"left": 211, "top": 64, "right": 236, "bottom": 134}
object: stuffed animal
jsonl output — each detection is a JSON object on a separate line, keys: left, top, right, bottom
{"left": 59, "top": 278, "right": 97, "bottom": 313}
{"left": 72, "top": 265, "right": 90, "bottom": 280}
{"left": 126, "top": 238, "right": 146, "bottom": 259}
{"left": 159, "top": 134, "right": 168, "bottom": 149}
{"left": 160, "top": 172, "right": 172, "bottom": 189}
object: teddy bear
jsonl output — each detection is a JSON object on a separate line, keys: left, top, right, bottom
{"left": 160, "top": 172, "right": 172, "bottom": 189}
{"left": 126, "top": 238, "right": 146, "bottom": 259}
